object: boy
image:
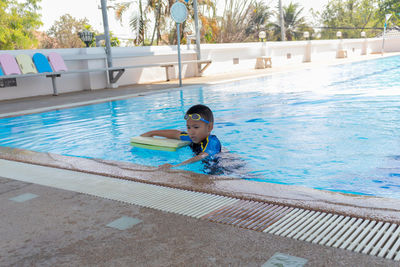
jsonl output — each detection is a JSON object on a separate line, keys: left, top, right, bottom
{"left": 141, "top": 104, "right": 221, "bottom": 169}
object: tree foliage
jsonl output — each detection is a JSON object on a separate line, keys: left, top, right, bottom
{"left": 36, "top": 31, "right": 59, "bottom": 49}
{"left": 113, "top": 0, "right": 162, "bottom": 46}
{"left": 270, "top": 2, "right": 309, "bottom": 41}
{"left": 106, "top": 0, "right": 395, "bottom": 45}
{"left": 112, "top": 0, "right": 211, "bottom": 45}
{"left": 316, "top": 0, "right": 380, "bottom": 39}
{"left": 43, "top": 15, "right": 121, "bottom": 48}
{"left": 111, "top": 0, "right": 272, "bottom": 44}
{"left": 198, "top": 0, "right": 218, "bottom": 43}
{"left": 217, "top": 0, "right": 255, "bottom": 42}
{"left": 377, "top": 0, "right": 400, "bottom": 26}
{"left": 91, "top": 31, "right": 121, "bottom": 48}
{"left": 46, "top": 14, "right": 89, "bottom": 48}
{"left": 0, "top": 0, "right": 42, "bottom": 50}
{"left": 245, "top": 1, "right": 272, "bottom": 40}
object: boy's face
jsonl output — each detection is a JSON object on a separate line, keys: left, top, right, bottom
{"left": 186, "top": 118, "right": 213, "bottom": 144}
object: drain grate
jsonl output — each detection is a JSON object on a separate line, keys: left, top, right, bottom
{"left": 1, "top": 159, "right": 400, "bottom": 262}
{"left": 202, "top": 200, "right": 294, "bottom": 231}
{"left": 201, "top": 200, "right": 400, "bottom": 261}
{"left": 265, "top": 212, "right": 400, "bottom": 261}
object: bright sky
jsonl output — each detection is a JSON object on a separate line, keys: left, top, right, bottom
{"left": 39, "top": 0, "right": 131, "bottom": 37}
{"left": 39, "top": 0, "right": 330, "bottom": 39}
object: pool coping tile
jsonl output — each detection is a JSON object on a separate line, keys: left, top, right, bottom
{"left": 262, "top": 252, "right": 308, "bottom": 267}
{"left": 9, "top": 193, "right": 38, "bottom": 203}
{"left": 106, "top": 216, "right": 142, "bottom": 230}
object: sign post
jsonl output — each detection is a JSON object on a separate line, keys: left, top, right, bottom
{"left": 100, "top": 0, "right": 114, "bottom": 86}
{"left": 382, "top": 14, "right": 392, "bottom": 54}
{"left": 171, "top": 2, "right": 188, "bottom": 87}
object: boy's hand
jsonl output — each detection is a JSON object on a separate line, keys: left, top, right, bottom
{"left": 140, "top": 131, "right": 153, "bottom": 137}
{"left": 140, "top": 130, "right": 181, "bottom": 139}
{"left": 158, "top": 163, "right": 174, "bottom": 170}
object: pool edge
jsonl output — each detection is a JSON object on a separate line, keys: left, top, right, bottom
{"left": 1, "top": 146, "right": 399, "bottom": 224}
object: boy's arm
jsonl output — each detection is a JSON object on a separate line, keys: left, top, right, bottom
{"left": 158, "top": 152, "right": 209, "bottom": 170}
{"left": 175, "top": 152, "right": 209, "bottom": 167}
{"left": 141, "top": 129, "right": 181, "bottom": 140}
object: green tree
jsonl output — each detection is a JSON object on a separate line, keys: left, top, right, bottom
{"left": 47, "top": 14, "right": 90, "bottom": 48}
{"left": 45, "top": 19, "right": 121, "bottom": 48}
{"left": 90, "top": 31, "right": 121, "bottom": 47}
{"left": 316, "top": 0, "right": 380, "bottom": 39}
{"left": 245, "top": 1, "right": 272, "bottom": 41}
{"left": 0, "top": 0, "right": 42, "bottom": 50}
{"left": 110, "top": 33, "right": 121, "bottom": 47}
{"left": 270, "top": 2, "right": 309, "bottom": 41}
{"left": 377, "top": 0, "right": 400, "bottom": 27}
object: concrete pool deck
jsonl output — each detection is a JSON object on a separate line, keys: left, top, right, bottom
{"left": 1, "top": 52, "right": 400, "bottom": 266}
{"left": 1, "top": 174, "right": 396, "bottom": 266}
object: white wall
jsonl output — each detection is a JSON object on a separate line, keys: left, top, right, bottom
{"left": 0, "top": 37, "right": 399, "bottom": 100}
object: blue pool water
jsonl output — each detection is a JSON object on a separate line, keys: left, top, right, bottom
{"left": 1, "top": 56, "right": 400, "bottom": 199}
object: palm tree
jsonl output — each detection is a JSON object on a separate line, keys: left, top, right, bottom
{"left": 147, "top": 0, "right": 176, "bottom": 45}
{"left": 271, "top": 2, "right": 308, "bottom": 41}
{"left": 112, "top": 0, "right": 214, "bottom": 45}
{"left": 113, "top": 0, "right": 148, "bottom": 45}
{"left": 113, "top": 0, "right": 173, "bottom": 45}
{"left": 218, "top": 0, "right": 256, "bottom": 43}
{"left": 245, "top": 1, "right": 272, "bottom": 41}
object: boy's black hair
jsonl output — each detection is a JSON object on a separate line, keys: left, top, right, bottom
{"left": 186, "top": 104, "right": 214, "bottom": 123}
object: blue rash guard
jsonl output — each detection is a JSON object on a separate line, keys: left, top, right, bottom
{"left": 180, "top": 132, "right": 221, "bottom": 157}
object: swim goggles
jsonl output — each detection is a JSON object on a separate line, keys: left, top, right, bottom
{"left": 184, "top": 113, "right": 209, "bottom": 124}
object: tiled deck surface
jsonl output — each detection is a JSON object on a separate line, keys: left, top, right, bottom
{"left": 1, "top": 53, "right": 400, "bottom": 266}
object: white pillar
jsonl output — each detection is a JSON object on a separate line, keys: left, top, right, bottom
{"left": 361, "top": 32, "right": 367, "bottom": 55}
{"left": 304, "top": 41, "right": 311, "bottom": 62}
{"left": 303, "top": 32, "right": 311, "bottom": 62}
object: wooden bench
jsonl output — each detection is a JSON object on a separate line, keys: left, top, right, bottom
{"left": 160, "top": 59, "right": 212, "bottom": 81}
{"left": 337, "top": 50, "right": 348, "bottom": 58}
{"left": 255, "top": 56, "right": 272, "bottom": 69}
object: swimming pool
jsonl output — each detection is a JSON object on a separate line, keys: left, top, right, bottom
{"left": 1, "top": 56, "right": 400, "bottom": 199}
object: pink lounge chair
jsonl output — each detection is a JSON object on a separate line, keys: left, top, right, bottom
{"left": 48, "top": 52, "right": 68, "bottom": 72}
{"left": 0, "top": 54, "right": 22, "bottom": 75}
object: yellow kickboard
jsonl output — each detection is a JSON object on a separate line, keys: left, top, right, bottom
{"left": 130, "top": 136, "right": 190, "bottom": 151}
{"left": 16, "top": 54, "right": 38, "bottom": 74}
